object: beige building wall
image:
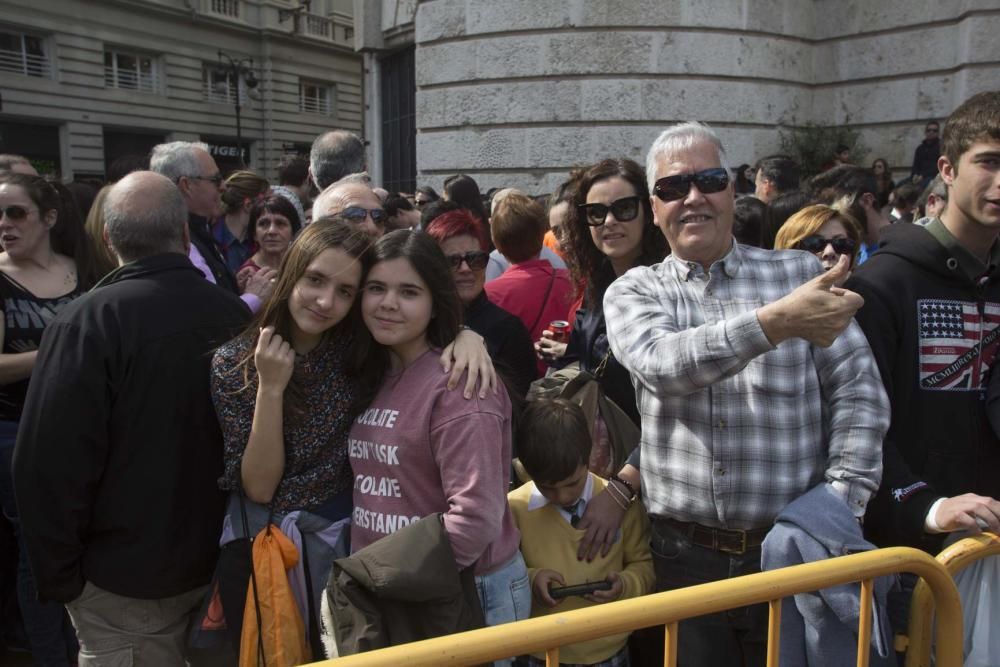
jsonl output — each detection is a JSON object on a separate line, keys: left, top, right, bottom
{"left": 359, "top": 0, "right": 1000, "bottom": 195}
{"left": 0, "top": 0, "right": 361, "bottom": 180}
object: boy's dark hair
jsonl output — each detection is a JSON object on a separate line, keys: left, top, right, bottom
{"left": 420, "top": 198, "right": 463, "bottom": 229}
{"left": 278, "top": 155, "right": 310, "bottom": 187}
{"left": 942, "top": 91, "right": 1000, "bottom": 169}
{"left": 516, "top": 399, "right": 591, "bottom": 484}
{"left": 754, "top": 155, "right": 800, "bottom": 194}
{"left": 383, "top": 192, "right": 414, "bottom": 218}
{"left": 892, "top": 182, "right": 922, "bottom": 209}
{"left": 733, "top": 195, "right": 766, "bottom": 247}
{"left": 808, "top": 164, "right": 876, "bottom": 203}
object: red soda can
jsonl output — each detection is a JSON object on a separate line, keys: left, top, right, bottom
{"left": 549, "top": 320, "right": 570, "bottom": 344}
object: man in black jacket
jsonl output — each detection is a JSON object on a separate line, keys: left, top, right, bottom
{"left": 910, "top": 120, "right": 941, "bottom": 188}
{"left": 149, "top": 141, "right": 275, "bottom": 311}
{"left": 12, "top": 171, "right": 250, "bottom": 664}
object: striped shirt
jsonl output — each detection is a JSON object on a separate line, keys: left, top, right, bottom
{"left": 604, "top": 242, "right": 888, "bottom": 529}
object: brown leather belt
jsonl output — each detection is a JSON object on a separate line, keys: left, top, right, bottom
{"left": 659, "top": 517, "right": 771, "bottom": 555}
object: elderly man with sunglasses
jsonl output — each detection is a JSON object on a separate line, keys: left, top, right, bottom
{"left": 150, "top": 141, "right": 276, "bottom": 313}
{"left": 312, "top": 173, "right": 387, "bottom": 239}
{"left": 601, "top": 122, "right": 889, "bottom": 667}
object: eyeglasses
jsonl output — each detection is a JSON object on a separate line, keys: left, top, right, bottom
{"left": 414, "top": 199, "right": 430, "bottom": 208}
{"left": 926, "top": 127, "right": 939, "bottom": 134}
{"left": 578, "top": 196, "right": 641, "bottom": 227}
{"left": 0, "top": 205, "right": 35, "bottom": 221}
{"left": 445, "top": 251, "right": 489, "bottom": 271}
{"left": 188, "top": 173, "right": 224, "bottom": 186}
{"left": 339, "top": 206, "right": 386, "bottom": 226}
{"left": 653, "top": 168, "right": 730, "bottom": 202}
{"left": 797, "top": 235, "right": 857, "bottom": 256}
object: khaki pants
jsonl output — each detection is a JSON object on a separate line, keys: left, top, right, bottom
{"left": 65, "top": 581, "right": 207, "bottom": 666}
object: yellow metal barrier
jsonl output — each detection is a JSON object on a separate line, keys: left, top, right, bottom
{"left": 309, "top": 547, "right": 962, "bottom": 667}
{"left": 904, "top": 531, "right": 1000, "bottom": 667}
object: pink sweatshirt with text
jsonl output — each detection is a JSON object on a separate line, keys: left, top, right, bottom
{"left": 348, "top": 349, "right": 520, "bottom": 575}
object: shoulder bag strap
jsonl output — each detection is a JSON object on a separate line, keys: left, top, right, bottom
{"left": 528, "top": 269, "right": 557, "bottom": 335}
{"left": 238, "top": 485, "right": 268, "bottom": 666}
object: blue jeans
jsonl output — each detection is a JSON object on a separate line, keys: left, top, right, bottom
{"left": 476, "top": 551, "right": 531, "bottom": 667}
{"left": 649, "top": 518, "right": 767, "bottom": 667}
{"left": 0, "top": 421, "right": 77, "bottom": 666}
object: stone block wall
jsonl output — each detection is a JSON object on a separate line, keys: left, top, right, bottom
{"left": 408, "top": 0, "right": 1000, "bottom": 195}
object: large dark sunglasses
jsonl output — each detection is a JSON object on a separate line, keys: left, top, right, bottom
{"left": 797, "top": 235, "right": 857, "bottom": 256}
{"left": 340, "top": 206, "right": 386, "bottom": 225}
{"left": 578, "top": 196, "right": 641, "bottom": 227}
{"left": 0, "top": 205, "right": 35, "bottom": 221}
{"left": 189, "top": 173, "right": 224, "bottom": 186}
{"left": 445, "top": 251, "right": 489, "bottom": 270}
{"left": 653, "top": 168, "right": 730, "bottom": 202}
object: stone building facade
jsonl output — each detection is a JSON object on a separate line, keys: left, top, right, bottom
{"left": 358, "top": 0, "right": 1000, "bottom": 195}
{"left": 0, "top": 0, "right": 360, "bottom": 180}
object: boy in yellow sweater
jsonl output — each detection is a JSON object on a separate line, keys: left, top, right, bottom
{"left": 509, "top": 399, "right": 654, "bottom": 667}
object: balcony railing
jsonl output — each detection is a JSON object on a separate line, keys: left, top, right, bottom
{"left": 304, "top": 14, "right": 331, "bottom": 40}
{"left": 204, "top": 0, "right": 240, "bottom": 19}
{"left": 204, "top": 81, "right": 238, "bottom": 105}
{"left": 300, "top": 95, "right": 331, "bottom": 115}
{"left": 0, "top": 48, "right": 49, "bottom": 77}
{"left": 104, "top": 66, "right": 158, "bottom": 94}
{"left": 296, "top": 14, "right": 353, "bottom": 45}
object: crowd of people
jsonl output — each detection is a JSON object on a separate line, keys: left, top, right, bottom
{"left": 0, "top": 88, "right": 998, "bottom": 667}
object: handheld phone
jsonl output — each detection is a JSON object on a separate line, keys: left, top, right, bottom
{"left": 549, "top": 581, "right": 613, "bottom": 599}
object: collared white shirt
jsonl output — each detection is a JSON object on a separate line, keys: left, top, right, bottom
{"left": 528, "top": 473, "right": 595, "bottom": 526}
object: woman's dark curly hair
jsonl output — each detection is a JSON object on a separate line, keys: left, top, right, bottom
{"left": 560, "top": 158, "right": 668, "bottom": 309}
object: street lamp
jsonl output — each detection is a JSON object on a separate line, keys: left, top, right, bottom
{"left": 214, "top": 51, "right": 259, "bottom": 168}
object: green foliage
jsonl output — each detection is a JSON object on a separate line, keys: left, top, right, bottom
{"left": 779, "top": 124, "right": 868, "bottom": 179}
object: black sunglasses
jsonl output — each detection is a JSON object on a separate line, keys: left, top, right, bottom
{"left": 797, "top": 235, "right": 857, "bottom": 256}
{"left": 189, "top": 173, "right": 224, "bottom": 186}
{"left": 578, "top": 196, "right": 641, "bottom": 227}
{"left": 445, "top": 251, "right": 489, "bottom": 271}
{"left": 0, "top": 205, "right": 35, "bottom": 221}
{"left": 339, "top": 206, "right": 387, "bottom": 225}
{"left": 653, "top": 168, "right": 730, "bottom": 202}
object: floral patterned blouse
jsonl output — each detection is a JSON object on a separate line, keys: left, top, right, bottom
{"left": 211, "top": 332, "right": 355, "bottom": 513}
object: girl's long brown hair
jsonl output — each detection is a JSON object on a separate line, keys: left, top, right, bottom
{"left": 230, "top": 217, "right": 373, "bottom": 421}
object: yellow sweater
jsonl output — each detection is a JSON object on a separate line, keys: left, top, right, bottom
{"left": 508, "top": 475, "right": 654, "bottom": 664}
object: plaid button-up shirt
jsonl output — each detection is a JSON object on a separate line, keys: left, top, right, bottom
{"left": 605, "top": 242, "right": 888, "bottom": 529}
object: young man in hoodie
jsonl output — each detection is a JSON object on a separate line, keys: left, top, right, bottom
{"left": 846, "top": 90, "right": 1000, "bottom": 555}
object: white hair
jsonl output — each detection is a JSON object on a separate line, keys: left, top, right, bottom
{"left": 149, "top": 141, "right": 210, "bottom": 182}
{"left": 645, "top": 122, "right": 729, "bottom": 190}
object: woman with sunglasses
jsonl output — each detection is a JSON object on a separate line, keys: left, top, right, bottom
{"left": 425, "top": 209, "right": 537, "bottom": 397}
{"left": 537, "top": 158, "right": 667, "bottom": 427}
{"left": 210, "top": 219, "right": 495, "bottom": 657}
{"left": 0, "top": 173, "right": 101, "bottom": 665}
{"left": 774, "top": 204, "right": 863, "bottom": 285}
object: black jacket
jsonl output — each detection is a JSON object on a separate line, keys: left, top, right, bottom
{"left": 323, "top": 514, "right": 484, "bottom": 657}
{"left": 189, "top": 212, "right": 240, "bottom": 294}
{"left": 13, "top": 254, "right": 249, "bottom": 602}
{"left": 464, "top": 290, "right": 537, "bottom": 397}
{"left": 847, "top": 222, "right": 1000, "bottom": 552}
{"left": 911, "top": 138, "right": 940, "bottom": 181}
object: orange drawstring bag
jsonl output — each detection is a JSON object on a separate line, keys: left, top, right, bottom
{"left": 239, "top": 524, "right": 309, "bottom": 667}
